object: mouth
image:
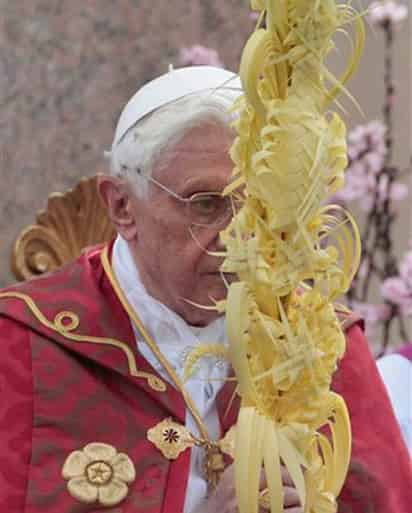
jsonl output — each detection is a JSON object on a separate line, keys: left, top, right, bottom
{"left": 202, "top": 272, "right": 223, "bottom": 280}
{"left": 203, "top": 271, "right": 236, "bottom": 282}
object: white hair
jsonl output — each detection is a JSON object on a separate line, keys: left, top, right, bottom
{"left": 108, "top": 89, "right": 241, "bottom": 197}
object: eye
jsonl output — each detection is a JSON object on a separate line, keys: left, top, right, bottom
{"left": 191, "top": 195, "right": 221, "bottom": 216}
{"left": 188, "top": 193, "right": 230, "bottom": 226}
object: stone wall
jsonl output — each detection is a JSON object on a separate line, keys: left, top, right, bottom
{"left": 0, "top": 0, "right": 255, "bottom": 286}
{"left": 0, "top": 0, "right": 410, "bottom": 287}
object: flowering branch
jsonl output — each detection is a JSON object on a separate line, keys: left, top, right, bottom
{"left": 335, "top": 0, "right": 409, "bottom": 355}
{"left": 178, "top": 45, "right": 224, "bottom": 68}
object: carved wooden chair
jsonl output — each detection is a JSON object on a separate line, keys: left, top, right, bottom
{"left": 12, "top": 176, "right": 116, "bottom": 281}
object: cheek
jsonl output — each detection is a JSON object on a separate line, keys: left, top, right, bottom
{"left": 148, "top": 220, "right": 202, "bottom": 280}
{"left": 184, "top": 229, "right": 220, "bottom": 267}
{"left": 173, "top": 235, "right": 206, "bottom": 279}
{"left": 163, "top": 230, "right": 217, "bottom": 297}
{"left": 138, "top": 210, "right": 221, "bottom": 290}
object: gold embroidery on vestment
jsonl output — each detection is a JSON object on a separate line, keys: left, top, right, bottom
{"left": 54, "top": 311, "right": 80, "bottom": 331}
{"left": 101, "top": 245, "right": 235, "bottom": 488}
{"left": 62, "top": 442, "right": 135, "bottom": 507}
{"left": 100, "top": 246, "right": 168, "bottom": 392}
{"left": 0, "top": 291, "right": 166, "bottom": 391}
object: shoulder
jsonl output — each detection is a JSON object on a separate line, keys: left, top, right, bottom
{"left": 1, "top": 243, "right": 105, "bottom": 296}
{"left": 0, "top": 244, "right": 107, "bottom": 328}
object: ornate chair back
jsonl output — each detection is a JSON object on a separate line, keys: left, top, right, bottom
{"left": 12, "top": 176, "right": 116, "bottom": 281}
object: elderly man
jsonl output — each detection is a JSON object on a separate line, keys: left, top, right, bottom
{"left": 0, "top": 66, "right": 410, "bottom": 513}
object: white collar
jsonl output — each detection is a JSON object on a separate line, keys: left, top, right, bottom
{"left": 111, "top": 236, "right": 227, "bottom": 383}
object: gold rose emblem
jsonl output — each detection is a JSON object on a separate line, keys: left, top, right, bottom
{"left": 62, "top": 442, "right": 136, "bottom": 506}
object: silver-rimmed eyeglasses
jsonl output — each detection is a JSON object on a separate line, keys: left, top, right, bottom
{"left": 133, "top": 167, "right": 241, "bottom": 228}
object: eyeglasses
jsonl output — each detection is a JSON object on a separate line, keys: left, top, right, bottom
{"left": 135, "top": 168, "right": 241, "bottom": 227}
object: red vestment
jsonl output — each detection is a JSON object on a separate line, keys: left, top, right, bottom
{"left": 0, "top": 245, "right": 410, "bottom": 513}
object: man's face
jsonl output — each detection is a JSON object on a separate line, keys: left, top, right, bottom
{"left": 129, "top": 123, "right": 235, "bottom": 326}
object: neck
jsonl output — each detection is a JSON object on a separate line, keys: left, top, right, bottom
{"left": 130, "top": 244, "right": 220, "bottom": 327}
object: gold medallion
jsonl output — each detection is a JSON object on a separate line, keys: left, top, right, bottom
{"left": 148, "top": 419, "right": 237, "bottom": 490}
{"left": 147, "top": 418, "right": 195, "bottom": 460}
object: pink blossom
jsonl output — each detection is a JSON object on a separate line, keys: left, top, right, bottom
{"left": 351, "top": 301, "right": 390, "bottom": 343}
{"left": 347, "top": 121, "right": 387, "bottom": 166}
{"left": 333, "top": 166, "right": 376, "bottom": 208}
{"left": 337, "top": 120, "right": 393, "bottom": 211}
{"left": 364, "top": 152, "right": 384, "bottom": 174}
{"left": 347, "top": 160, "right": 367, "bottom": 177}
{"left": 332, "top": 177, "right": 361, "bottom": 203}
{"left": 390, "top": 181, "right": 408, "bottom": 202}
{"left": 400, "top": 302, "right": 412, "bottom": 317}
{"left": 381, "top": 276, "right": 412, "bottom": 305}
{"left": 348, "top": 124, "right": 368, "bottom": 145}
{"left": 178, "top": 45, "right": 223, "bottom": 68}
{"left": 347, "top": 121, "right": 385, "bottom": 149}
{"left": 367, "top": 1, "right": 408, "bottom": 28}
{"left": 376, "top": 176, "right": 408, "bottom": 204}
{"left": 347, "top": 144, "right": 361, "bottom": 161}
{"left": 367, "top": 120, "right": 387, "bottom": 141}
{"left": 399, "top": 251, "right": 412, "bottom": 288}
{"left": 249, "top": 12, "right": 260, "bottom": 21}
{"left": 336, "top": 170, "right": 408, "bottom": 213}
{"left": 378, "top": 249, "right": 412, "bottom": 317}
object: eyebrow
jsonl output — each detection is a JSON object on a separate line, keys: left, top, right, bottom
{"left": 177, "top": 176, "right": 228, "bottom": 196}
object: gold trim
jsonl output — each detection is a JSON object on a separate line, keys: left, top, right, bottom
{"left": 101, "top": 246, "right": 237, "bottom": 490}
{"left": 54, "top": 311, "right": 80, "bottom": 331}
{"left": 0, "top": 291, "right": 166, "bottom": 392}
{"left": 101, "top": 246, "right": 210, "bottom": 440}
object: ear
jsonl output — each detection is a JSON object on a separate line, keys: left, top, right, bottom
{"left": 97, "top": 175, "right": 139, "bottom": 242}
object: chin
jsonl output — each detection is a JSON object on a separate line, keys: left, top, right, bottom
{"left": 182, "top": 293, "right": 226, "bottom": 326}
{"left": 186, "top": 308, "right": 222, "bottom": 327}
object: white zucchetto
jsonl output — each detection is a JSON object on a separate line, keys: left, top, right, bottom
{"left": 111, "top": 66, "right": 242, "bottom": 148}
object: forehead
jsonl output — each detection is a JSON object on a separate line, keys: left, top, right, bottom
{"left": 155, "top": 124, "right": 235, "bottom": 191}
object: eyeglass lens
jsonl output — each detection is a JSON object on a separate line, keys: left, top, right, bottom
{"left": 187, "top": 193, "right": 241, "bottom": 227}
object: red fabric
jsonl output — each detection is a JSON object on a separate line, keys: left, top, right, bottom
{"left": 0, "top": 247, "right": 187, "bottom": 513}
{"left": 334, "top": 324, "right": 412, "bottom": 513}
{"left": 0, "top": 246, "right": 411, "bottom": 513}
{"left": 0, "top": 318, "right": 33, "bottom": 513}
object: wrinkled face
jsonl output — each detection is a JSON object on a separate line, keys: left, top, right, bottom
{"left": 129, "top": 124, "right": 235, "bottom": 326}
